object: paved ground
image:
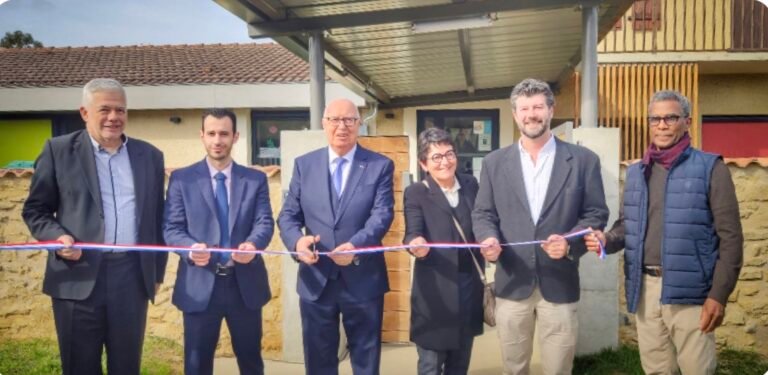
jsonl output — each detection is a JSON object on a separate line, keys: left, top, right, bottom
{"left": 213, "top": 327, "right": 543, "bottom": 374}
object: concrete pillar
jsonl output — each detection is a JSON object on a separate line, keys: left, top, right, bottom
{"left": 309, "top": 31, "right": 326, "bottom": 130}
{"left": 581, "top": 3, "right": 599, "bottom": 128}
{"left": 573, "top": 127, "right": 621, "bottom": 354}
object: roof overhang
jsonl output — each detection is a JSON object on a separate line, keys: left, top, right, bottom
{"left": 216, "top": 0, "right": 633, "bottom": 108}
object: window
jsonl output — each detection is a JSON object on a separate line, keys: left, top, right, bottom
{"left": 251, "top": 111, "right": 309, "bottom": 166}
{"left": 416, "top": 109, "right": 500, "bottom": 180}
{"left": 631, "top": 0, "right": 662, "bottom": 31}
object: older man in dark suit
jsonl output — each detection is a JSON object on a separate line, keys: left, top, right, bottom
{"left": 473, "top": 78, "right": 609, "bottom": 375}
{"left": 22, "top": 78, "right": 167, "bottom": 375}
{"left": 278, "top": 98, "right": 394, "bottom": 375}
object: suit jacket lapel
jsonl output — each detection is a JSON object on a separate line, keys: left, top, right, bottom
{"left": 127, "top": 139, "right": 147, "bottom": 222}
{"left": 504, "top": 145, "right": 532, "bottom": 217}
{"left": 425, "top": 174, "right": 454, "bottom": 217}
{"left": 75, "top": 131, "right": 104, "bottom": 215}
{"left": 310, "top": 150, "right": 335, "bottom": 223}
{"left": 228, "top": 163, "right": 245, "bottom": 235}
{"left": 335, "top": 146, "right": 366, "bottom": 224}
{"left": 195, "top": 160, "right": 218, "bottom": 223}
{"left": 540, "top": 139, "right": 572, "bottom": 219}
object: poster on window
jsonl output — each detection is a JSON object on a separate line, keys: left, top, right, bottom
{"left": 477, "top": 134, "right": 492, "bottom": 151}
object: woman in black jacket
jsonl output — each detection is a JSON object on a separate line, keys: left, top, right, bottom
{"left": 403, "top": 127, "right": 485, "bottom": 375}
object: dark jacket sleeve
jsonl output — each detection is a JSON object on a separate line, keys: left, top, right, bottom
{"left": 472, "top": 157, "right": 501, "bottom": 242}
{"left": 22, "top": 140, "right": 69, "bottom": 241}
{"left": 569, "top": 150, "right": 610, "bottom": 258}
{"left": 153, "top": 150, "right": 168, "bottom": 284}
{"left": 707, "top": 160, "right": 743, "bottom": 305}
{"left": 245, "top": 172, "right": 275, "bottom": 250}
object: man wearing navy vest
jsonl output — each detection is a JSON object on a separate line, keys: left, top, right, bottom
{"left": 164, "top": 108, "right": 274, "bottom": 375}
{"left": 585, "top": 90, "right": 743, "bottom": 374}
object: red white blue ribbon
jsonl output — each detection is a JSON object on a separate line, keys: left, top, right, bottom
{"left": 0, "top": 228, "right": 605, "bottom": 259}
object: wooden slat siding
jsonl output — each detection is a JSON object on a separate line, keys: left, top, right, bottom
{"left": 598, "top": 0, "right": 735, "bottom": 52}
{"left": 588, "top": 63, "right": 699, "bottom": 160}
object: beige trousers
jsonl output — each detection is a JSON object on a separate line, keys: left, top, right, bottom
{"left": 496, "top": 288, "right": 578, "bottom": 375}
{"left": 636, "top": 275, "right": 717, "bottom": 375}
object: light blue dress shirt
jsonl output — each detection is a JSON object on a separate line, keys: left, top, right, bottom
{"left": 90, "top": 136, "right": 137, "bottom": 249}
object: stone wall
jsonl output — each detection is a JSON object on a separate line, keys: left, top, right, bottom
{"left": 0, "top": 170, "right": 285, "bottom": 360}
{"left": 616, "top": 162, "right": 768, "bottom": 356}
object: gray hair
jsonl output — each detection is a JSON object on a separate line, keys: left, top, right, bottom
{"left": 648, "top": 90, "right": 691, "bottom": 118}
{"left": 82, "top": 78, "right": 125, "bottom": 106}
{"left": 417, "top": 127, "right": 454, "bottom": 163}
{"left": 510, "top": 78, "right": 555, "bottom": 111}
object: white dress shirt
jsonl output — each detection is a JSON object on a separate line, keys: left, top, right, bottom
{"left": 439, "top": 178, "right": 462, "bottom": 208}
{"left": 519, "top": 135, "right": 556, "bottom": 224}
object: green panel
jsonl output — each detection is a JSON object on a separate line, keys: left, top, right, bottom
{"left": 0, "top": 119, "right": 52, "bottom": 168}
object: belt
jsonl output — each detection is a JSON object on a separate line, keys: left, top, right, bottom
{"left": 215, "top": 264, "right": 234, "bottom": 276}
{"left": 102, "top": 251, "right": 129, "bottom": 259}
{"left": 642, "top": 266, "right": 662, "bottom": 277}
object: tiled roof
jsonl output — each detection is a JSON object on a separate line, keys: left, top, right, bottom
{"left": 0, "top": 43, "right": 311, "bottom": 88}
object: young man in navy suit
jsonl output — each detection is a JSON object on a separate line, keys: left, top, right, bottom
{"left": 164, "top": 108, "right": 274, "bottom": 375}
{"left": 278, "top": 99, "right": 395, "bottom": 375}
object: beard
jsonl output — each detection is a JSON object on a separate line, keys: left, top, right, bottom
{"left": 519, "top": 118, "right": 549, "bottom": 139}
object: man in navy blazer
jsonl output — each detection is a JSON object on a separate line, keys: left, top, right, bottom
{"left": 164, "top": 108, "right": 274, "bottom": 375}
{"left": 278, "top": 99, "right": 395, "bottom": 375}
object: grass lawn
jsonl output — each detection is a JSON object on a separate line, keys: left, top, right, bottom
{"left": 574, "top": 345, "right": 768, "bottom": 375}
{"left": 0, "top": 336, "right": 183, "bottom": 375}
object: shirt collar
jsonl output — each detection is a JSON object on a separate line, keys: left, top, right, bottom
{"left": 206, "top": 157, "right": 233, "bottom": 180}
{"left": 328, "top": 144, "right": 357, "bottom": 165}
{"left": 519, "top": 133, "right": 556, "bottom": 157}
{"left": 439, "top": 177, "right": 461, "bottom": 194}
{"left": 89, "top": 134, "right": 128, "bottom": 153}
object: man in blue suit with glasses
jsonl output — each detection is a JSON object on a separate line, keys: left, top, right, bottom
{"left": 278, "top": 99, "right": 395, "bottom": 375}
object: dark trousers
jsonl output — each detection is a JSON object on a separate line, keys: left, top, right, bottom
{"left": 416, "top": 335, "right": 475, "bottom": 375}
{"left": 183, "top": 274, "right": 264, "bottom": 375}
{"left": 300, "top": 278, "right": 384, "bottom": 375}
{"left": 51, "top": 253, "right": 148, "bottom": 375}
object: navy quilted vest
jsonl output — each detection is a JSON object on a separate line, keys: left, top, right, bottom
{"left": 623, "top": 147, "right": 720, "bottom": 313}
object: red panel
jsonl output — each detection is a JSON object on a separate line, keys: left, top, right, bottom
{"left": 702, "top": 122, "right": 768, "bottom": 157}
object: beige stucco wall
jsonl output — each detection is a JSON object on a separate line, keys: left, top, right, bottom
{"left": 0, "top": 172, "right": 285, "bottom": 359}
{"left": 699, "top": 74, "right": 768, "bottom": 116}
{"left": 126, "top": 108, "right": 252, "bottom": 169}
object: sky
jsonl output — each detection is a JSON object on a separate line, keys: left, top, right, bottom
{"left": 0, "top": 0, "right": 262, "bottom": 47}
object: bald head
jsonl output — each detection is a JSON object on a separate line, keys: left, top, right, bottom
{"left": 323, "top": 99, "right": 360, "bottom": 119}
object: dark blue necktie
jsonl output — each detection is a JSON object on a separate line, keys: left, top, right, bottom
{"left": 214, "top": 172, "right": 230, "bottom": 264}
{"left": 333, "top": 158, "right": 346, "bottom": 200}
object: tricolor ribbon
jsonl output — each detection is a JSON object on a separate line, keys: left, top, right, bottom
{"left": 0, "top": 228, "right": 605, "bottom": 259}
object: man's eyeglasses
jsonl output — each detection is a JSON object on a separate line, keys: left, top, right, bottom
{"left": 648, "top": 114, "right": 684, "bottom": 127}
{"left": 429, "top": 150, "right": 457, "bottom": 164}
{"left": 324, "top": 117, "right": 360, "bottom": 127}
